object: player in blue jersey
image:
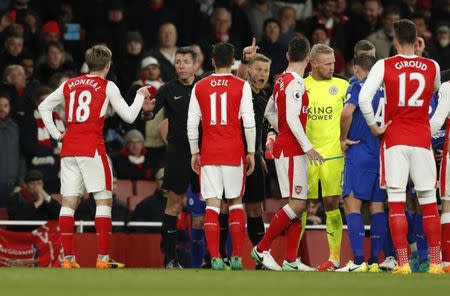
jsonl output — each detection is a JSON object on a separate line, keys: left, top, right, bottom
{"left": 185, "top": 183, "right": 206, "bottom": 268}
{"left": 348, "top": 40, "right": 376, "bottom": 85}
{"left": 336, "top": 54, "right": 387, "bottom": 272}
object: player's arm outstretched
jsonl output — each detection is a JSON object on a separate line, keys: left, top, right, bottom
{"left": 240, "top": 81, "right": 257, "bottom": 176}
{"left": 286, "top": 79, "right": 323, "bottom": 165}
{"left": 187, "top": 84, "right": 202, "bottom": 174}
{"left": 107, "top": 81, "right": 150, "bottom": 123}
{"left": 359, "top": 60, "right": 390, "bottom": 136}
{"left": 237, "top": 37, "right": 258, "bottom": 80}
{"left": 38, "top": 83, "right": 65, "bottom": 141}
{"left": 430, "top": 82, "right": 450, "bottom": 135}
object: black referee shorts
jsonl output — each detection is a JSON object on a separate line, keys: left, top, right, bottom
{"left": 243, "top": 152, "right": 266, "bottom": 203}
{"left": 162, "top": 143, "right": 196, "bottom": 195}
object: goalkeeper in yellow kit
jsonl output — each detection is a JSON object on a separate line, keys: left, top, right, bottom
{"left": 304, "top": 44, "right": 349, "bottom": 271}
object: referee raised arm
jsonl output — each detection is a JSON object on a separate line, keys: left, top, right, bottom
{"left": 142, "top": 47, "right": 200, "bottom": 268}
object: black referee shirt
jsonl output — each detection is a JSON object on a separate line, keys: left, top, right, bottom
{"left": 251, "top": 88, "right": 269, "bottom": 151}
{"left": 152, "top": 77, "right": 200, "bottom": 145}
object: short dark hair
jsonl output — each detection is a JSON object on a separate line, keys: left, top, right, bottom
{"left": 46, "top": 40, "right": 64, "bottom": 54}
{"left": 288, "top": 36, "right": 310, "bottom": 62}
{"left": 394, "top": 19, "right": 417, "bottom": 45}
{"left": 354, "top": 40, "right": 375, "bottom": 56}
{"left": 176, "top": 47, "right": 197, "bottom": 63}
{"left": 212, "top": 42, "right": 234, "bottom": 68}
{"left": 383, "top": 5, "right": 401, "bottom": 18}
{"left": 85, "top": 44, "right": 112, "bottom": 71}
{"left": 263, "top": 18, "right": 281, "bottom": 32}
{"left": 353, "top": 54, "right": 377, "bottom": 71}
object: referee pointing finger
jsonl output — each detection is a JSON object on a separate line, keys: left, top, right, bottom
{"left": 142, "top": 47, "right": 200, "bottom": 268}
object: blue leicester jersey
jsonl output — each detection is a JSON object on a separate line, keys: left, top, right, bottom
{"left": 345, "top": 78, "right": 384, "bottom": 172}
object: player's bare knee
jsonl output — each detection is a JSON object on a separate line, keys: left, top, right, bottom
{"left": 324, "top": 196, "right": 340, "bottom": 211}
{"left": 227, "top": 196, "right": 243, "bottom": 207}
{"left": 245, "top": 202, "right": 263, "bottom": 217}
{"left": 441, "top": 198, "right": 450, "bottom": 213}
{"left": 369, "top": 202, "right": 384, "bottom": 215}
{"left": 416, "top": 189, "right": 436, "bottom": 205}
{"left": 288, "top": 198, "right": 306, "bottom": 216}
{"left": 93, "top": 190, "right": 112, "bottom": 206}
{"left": 206, "top": 197, "right": 221, "bottom": 209}
{"left": 61, "top": 196, "right": 79, "bottom": 210}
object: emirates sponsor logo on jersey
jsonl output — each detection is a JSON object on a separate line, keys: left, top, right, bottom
{"left": 328, "top": 86, "right": 338, "bottom": 95}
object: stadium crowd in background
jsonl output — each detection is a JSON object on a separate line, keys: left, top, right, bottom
{"left": 0, "top": 0, "right": 450, "bottom": 271}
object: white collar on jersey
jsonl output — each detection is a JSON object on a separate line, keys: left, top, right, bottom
{"left": 211, "top": 73, "right": 233, "bottom": 76}
{"left": 397, "top": 54, "right": 418, "bottom": 58}
{"left": 283, "top": 71, "right": 302, "bottom": 80}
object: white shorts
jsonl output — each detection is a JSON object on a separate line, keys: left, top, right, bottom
{"left": 200, "top": 162, "right": 245, "bottom": 200}
{"left": 274, "top": 154, "right": 308, "bottom": 199}
{"left": 381, "top": 145, "right": 436, "bottom": 191}
{"left": 439, "top": 155, "right": 450, "bottom": 201}
{"left": 60, "top": 152, "right": 113, "bottom": 199}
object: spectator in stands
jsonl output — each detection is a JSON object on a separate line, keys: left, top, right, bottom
{"left": 127, "top": 56, "right": 162, "bottom": 104}
{"left": 20, "top": 86, "right": 64, "bottom": 194}
{"left": 35, "top": 40, "right": 76, "bottom": 84}
{"left": 346, "top": 0, "right": 383, "bottom": 55}
{"left": 200, "top": 7, "right": 242, "bottom": 71}
{"left": 117, "top": 31, "right": 150, "bottom": 92}
{"left": 41, "top": 20, "right": 61, "bottom": 42}
{"left": 0, "top": 34, "right": 24, "bottom": 75}
{"left": 126, "top": 57, "right": 163, "bottom": 135}
{"left": 19, "top": 53, "right": 39, "bottom": 90}
{"left": 259, "top": 18, "right": 287, "bottom": 82}
{"left": 434, "top": 24, "right": 450, "bottom": 70}
{"left": 0, "top": 64, "right": 35, "bottom": 121}
{"left": 113, "top": 129, "right": 154, "bottom": 181}
{"left": 303, "top": 0, "right": 347, "bottom": 55}
{"left": 228, "top": 0, "right": 253, "bottom": 49}
{"left": 277, "top": 6, "right": 297, "bottom": 47}
{"left": 6, "top": 169, "right": 60, "bottom": 232}
{"left": 366, "top": 6, "right": 401, "bottom": 59}
{"left": 131, "top": 0, "right": 176, "bottom": 50}
{"left": 152, "top": 23, "right": 178, "bottom": 82}
{"left": 0, "top": 95, "right": 24, "bottom": 207}
{"left": 131, "top": 168, "right": 167, "bottom": 233}
{"left": 306, "top": 199, "right": 326, "bottom": 225}
{"left": 411, "top": 11, "right": 438, "bottom": 59}
{"left": 273, "top": 0, "right": 313, "bottom": 20}
{"left": 76, "top": 177, "right": 130, "bottom": 232}
{"left": 311, "top": 24, "right": 345, "bottom": 74}
{"left": 191, "top": 44, "right": 206, "bottom": 77}
{"left": 244, "top": 0, "right": 277, "bottom": 41}
{"left": 88, "top": 0, "right": 128, "bottom": 62}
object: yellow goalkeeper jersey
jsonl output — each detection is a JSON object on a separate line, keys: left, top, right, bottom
{"left": 305, "top": 75, "right": 349, "bottom": 158}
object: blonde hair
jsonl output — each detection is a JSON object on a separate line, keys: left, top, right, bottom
{"left": 310, "top": 44, "right": 334, "bottom": 60}
{"left": 249, "top": 53, "right": 271, "bottom": 66}
{"left": 4, "top": 64, "right": 23, "bottom": 81}
{"left": 85, "top": 45, "right": 112, "bottom": 72}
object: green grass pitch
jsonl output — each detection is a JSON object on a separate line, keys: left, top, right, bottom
{"left": 0, "top": 269, "right": 449, "bottom": 296}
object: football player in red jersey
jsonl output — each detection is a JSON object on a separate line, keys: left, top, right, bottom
{"left": 359, "top": 19, "right": 443, "bottom": 274}
{"left": 39, "top": 45, "right": 150, "bottom": 269}
{"left": 251, "top": 36, "right": 323, "bottom": 271}
{"left": 187, "top": 42, "right": 256, "bottom": 270}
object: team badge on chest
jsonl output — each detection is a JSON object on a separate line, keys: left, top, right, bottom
{"left": 329, "top": 86, "right": 338, "bottom": 95}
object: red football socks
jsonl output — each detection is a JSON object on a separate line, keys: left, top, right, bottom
{"left": 388, "top": 202, "right": 409, "bottom": 266}
{"left": 258, "top": 205, "right": 295, "bottom": 252}
{"left": 421, "top": 203, "right": 442, "bottom": 265}
{"left": 204, "top": 208, "right": 221, "bottom": 258}
{"left": 285, "top": 218, "right": 301, "bottom": 262}
{"left": 229, "top": 206, "right": 246, "bottom": 257}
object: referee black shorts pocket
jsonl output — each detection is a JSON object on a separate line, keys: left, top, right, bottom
{"left": 162, "top": 144, "right": 194, "bottom": 195}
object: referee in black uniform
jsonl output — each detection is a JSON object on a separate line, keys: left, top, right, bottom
{"left": 236, "top": 40, "right": 271, "bottom": 249}
{"left": 142, "top": 47, "right": 199, "bottom": 268}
